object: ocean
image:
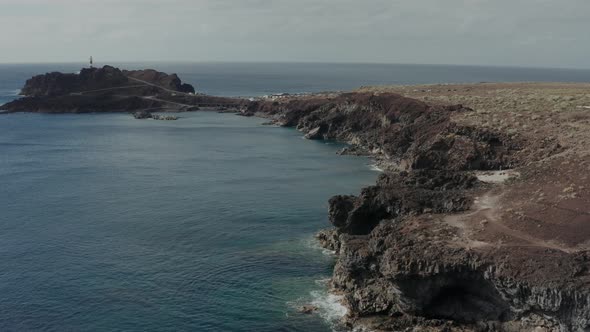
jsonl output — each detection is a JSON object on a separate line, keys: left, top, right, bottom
{"left": 1, "top": 63, "right": 589, "bottom": 331}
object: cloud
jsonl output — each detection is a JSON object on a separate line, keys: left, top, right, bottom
{"left": 0, "top": 0, "right": 588, "bottom": 68}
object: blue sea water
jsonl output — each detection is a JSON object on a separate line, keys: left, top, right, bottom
{"left": 0, "top": 112, "right": 377, "bottom": 331}
{"left": 1, "top": 63, "right": 589, "bottom": 331}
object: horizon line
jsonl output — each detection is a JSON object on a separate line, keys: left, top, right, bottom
{"left": 0, "top": 60, "right": 588, "bottom": 72}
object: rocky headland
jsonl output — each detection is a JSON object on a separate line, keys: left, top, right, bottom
{"left": 0, "top": 65, "right": 242, "bottom": 114}
{"left": 3, "top": 68, "right": 590, "bottom": 330}
{"left": 244, "top": 85, "right": 590, "bottom": 332}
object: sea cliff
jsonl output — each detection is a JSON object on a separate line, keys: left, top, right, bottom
{"left": 245, "top": 86, "right": 590, "bottom": 331}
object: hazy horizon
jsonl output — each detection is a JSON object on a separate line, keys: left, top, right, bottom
{"left": 1, "top": 60, "right": 590, "bottom": 72}
{"left": 1, "top": 0, "right": 589, "bottom": 69}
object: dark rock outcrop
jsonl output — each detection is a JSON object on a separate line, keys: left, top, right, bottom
{"left": 329, "top": 171, "right": 478, "bottom": 236}
{"left": 247, "top": 93, "right": 520, "bottom": 172}
{"left": 123, "top": 69, "right": 195, "bottom": 93}
{"left": 329, "top": 215, "right": 590, "bottom": 331}
{"left": 133, "top": 110, "right": 153, "bottom": 119}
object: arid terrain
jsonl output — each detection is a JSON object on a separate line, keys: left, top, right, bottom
{"left": 247, "top": 82, "right": 590, "bottom": 331}
{"left": 359, "top": 82, "right": 590, "bottom": 156}
{"left": 347, "top": 83, "right": 590, "bottom": 331}
{"left": 359, "top": 83, "right": 590, "bottom": 257}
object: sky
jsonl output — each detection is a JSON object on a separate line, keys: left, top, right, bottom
{"left": 0, "top": 0, "right": 589, "bottom": 68}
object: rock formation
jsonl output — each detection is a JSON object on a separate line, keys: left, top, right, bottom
{"left": 123, "top": 69, "right": 195, "bottom": 94}
{"left": 21, "top": 65, "right": 150, "bottom": 97}
{"left": 133, "top": 110, "right": 153, "bottom": 119}
{"left": 0, "top": 66, "right": 238, "bottom": 113}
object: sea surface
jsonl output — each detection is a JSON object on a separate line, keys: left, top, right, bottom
{"left": 0, "top": 112, "right": 378, "bottom": 331}
{"left": 1, "top": 63, "right": 589, "bottom": 331}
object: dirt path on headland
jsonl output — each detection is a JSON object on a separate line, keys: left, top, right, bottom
{"left": 128, "top": 77, "right": 192, "bottom": 96}
{"left": 445, "top": 190, "right": 577, "bottom": 254}
{"left": 361, "top": 82, "right": 590, "bottom": 260}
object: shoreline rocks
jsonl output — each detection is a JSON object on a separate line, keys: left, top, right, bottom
{"left": 297, "top": 305, "right": 320, "bottom": 314}
{"left": 133, "top": 110, "right": 152, "bottom": 119}
{"left": 152, "top": 114, "right": 179, "bottom": 121}
{"left": 132, "top": 110, "right": 179, "bottom": 120}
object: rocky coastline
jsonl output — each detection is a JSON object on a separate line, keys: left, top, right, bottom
{"left": 4, "top": 68, "right": 590, "bottom": 331}
{"left": 244, "top": 89, "right": 590, "bottom": 332}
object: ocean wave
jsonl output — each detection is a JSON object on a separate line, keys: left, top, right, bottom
{"left": 0, "top": 89, "right": 21, "bottom": 97}
{"left": 368, "top": 163, "right": 384, "bottom": 172}
{"left": 303, "top": 235, "right": 336, "bottom": 257}
{"left": 310, "top": 290, "right": 348, "bottom": 330}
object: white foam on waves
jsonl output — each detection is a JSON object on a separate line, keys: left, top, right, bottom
{"left": 310, "top": 290, "right": 349, "bottom": 327}
{"left": 368, "top": 163, "right": 384, "bottom": 172}
{"left": 303, "top": 235, "right": 337, "bottom": 257}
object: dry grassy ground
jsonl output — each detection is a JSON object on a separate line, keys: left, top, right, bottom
{"left": 359, "top": 83, "right": 590, "bottom": 284}
{"left": 358, "top": 83, "right": 590, "bottom": 156}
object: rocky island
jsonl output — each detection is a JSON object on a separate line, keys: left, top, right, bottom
{"left": 0, "top": 65, "right": 241, "bottom": 114}
{"left": 3, "top": 68, "right": 590, "bottom": 331}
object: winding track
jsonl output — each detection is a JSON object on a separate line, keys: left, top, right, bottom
{"left": 445, "top": 192, "right": 574, "bottom": 253}
{"left": 127, "top": 77, "right": 192, "bottom": 96}
{"left": 71, "top": 76, "right": 240, "bottom": 109}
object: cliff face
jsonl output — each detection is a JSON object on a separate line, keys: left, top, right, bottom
{"left": 246, "top": 93, "right": 520, "bottom": 172}
{"left": 248, "top": 92, "right": 589, "bottom": 331}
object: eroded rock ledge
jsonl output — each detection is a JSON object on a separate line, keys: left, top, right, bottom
{"left": 247, "top": 91, "right": 590, "bottom": 331}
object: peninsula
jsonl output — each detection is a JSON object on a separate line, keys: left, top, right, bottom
{"left": 3, "top": 68, "right": 590, "bottom": 331}
{"left": 0, "top": 65, "right": 241, "bottom": 114}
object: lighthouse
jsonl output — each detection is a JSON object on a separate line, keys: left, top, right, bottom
{"left": 89, "top": 56, "right": 94, "bottom": 68}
